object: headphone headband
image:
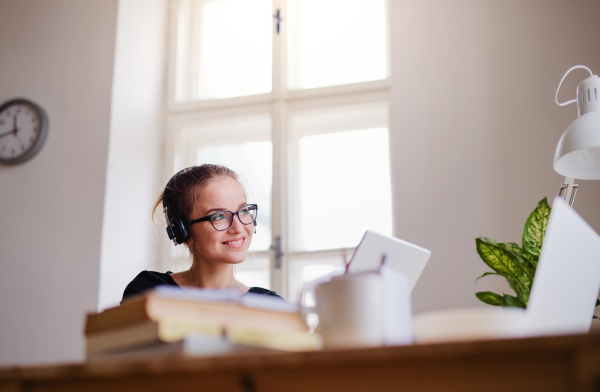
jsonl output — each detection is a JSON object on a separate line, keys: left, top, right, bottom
{"left": 163, "top": 167, "right": 193, "bottom": 209}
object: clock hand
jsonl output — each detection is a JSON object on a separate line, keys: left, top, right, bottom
{"left": 0, "top": 129, "right": 14, "bottom": 139}
{"left": 0, "top": 115, "right": 20, "bottom": 139}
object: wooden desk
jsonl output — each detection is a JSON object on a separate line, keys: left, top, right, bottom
{"left": 2, "top": 333, "right": 600, "bottom": 392}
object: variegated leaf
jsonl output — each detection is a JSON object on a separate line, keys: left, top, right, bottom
{"left": 505, "top": 242, "right": 538, "bottom": 270}
{"left": 476, "top": 238, "right": 533, "bottom": 281}
{"left": 522, "top": 197, "right": 551, "bottom": 259}
{"left": 508, "top": 278, "right": 529, "bottom": 306}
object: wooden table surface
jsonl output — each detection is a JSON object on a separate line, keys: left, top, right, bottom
{"left": 2, "top": 333, "right": 600, "bottom": 392}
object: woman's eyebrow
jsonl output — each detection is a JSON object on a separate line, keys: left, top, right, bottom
{"left": 205, "top": 208, "right": 226, "bottom": 214}
{"left": 205, "top": 202, "right": 248, "bottom": 215}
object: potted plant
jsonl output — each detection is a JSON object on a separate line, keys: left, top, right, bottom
{"left": 475, "top": 197, "right": 600, "bottom": 316}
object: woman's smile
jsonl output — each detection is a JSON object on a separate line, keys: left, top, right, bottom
{"left": 222, "top": 237, "right": 245, "bottom": 247}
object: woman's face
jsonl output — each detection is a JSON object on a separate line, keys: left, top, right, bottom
{"left": 187, "top": 176, "right": 253, "bottom": 265}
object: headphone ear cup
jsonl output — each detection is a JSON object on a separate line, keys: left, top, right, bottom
{"left": 171, "top": 218, "right": 190, "bottom": 245}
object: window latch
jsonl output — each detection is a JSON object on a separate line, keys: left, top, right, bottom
{"left": 272, "top": 9, "right": 283, "bottom": 34}
{"left": 270, "top": 236, "right": 284, "bottom": 268}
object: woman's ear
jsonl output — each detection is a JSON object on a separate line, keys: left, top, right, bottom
{"left": 185, "top": 236, "right": 194, "bottom": 247}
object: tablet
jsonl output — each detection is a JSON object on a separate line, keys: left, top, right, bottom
{"left": 347, "top": 230, "right": 431, "bottom": 292}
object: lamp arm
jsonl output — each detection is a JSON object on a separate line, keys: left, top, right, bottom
{"left": 555, "top": 65, "right": 593, "bottom": 107}
{"left": 558, "top": 177, "right": 579, "bottom": 207}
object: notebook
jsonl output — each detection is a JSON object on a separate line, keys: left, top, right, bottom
{"left": 526, "top": 196, "right": 600, "bottom": 336}
{"left": 347, "top": 230, "right": 431, "bottom": 292}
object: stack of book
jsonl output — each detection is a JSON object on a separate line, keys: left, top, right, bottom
{"left": 85, "top": 287, "right": 319, "bottom": 359}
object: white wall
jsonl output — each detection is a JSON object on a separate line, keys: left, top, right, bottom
{"left": 98, "top": 0, "right": 168, "bottom": 311}
{"left": 0, "top": 0, "right": 118, "bottom": 365}
{"left": 389, "top": 0, "right": 600, "bottom": 314}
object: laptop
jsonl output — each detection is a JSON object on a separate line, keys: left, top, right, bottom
{"left": 413, "top": 196, "right": 600, "bottom": 344}
{"left": 526, "top": 196, "right": 600, "bottom": 336}
{"left": 347, "top": 230, "right": 431, "bottom": 292}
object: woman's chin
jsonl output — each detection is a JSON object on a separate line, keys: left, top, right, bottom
{"left": 222, "top": 252, "right": 248, "bottom": 265}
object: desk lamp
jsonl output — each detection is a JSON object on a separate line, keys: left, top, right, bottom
{"left": 554, "top": 65, "right": 600, "bottom": 206}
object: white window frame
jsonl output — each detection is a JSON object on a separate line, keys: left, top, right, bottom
{"left": 162, "top": 0, "right": 393, "bottom": 301}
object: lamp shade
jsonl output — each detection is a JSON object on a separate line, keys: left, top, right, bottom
{"left": 553, "top": 110, "right": 600, "bottom": 179}
{"left": 553, "top": 71, "right": 600, "bottom": 180}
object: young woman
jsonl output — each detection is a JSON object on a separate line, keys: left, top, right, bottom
{"left": 122, "top": 164, "right": 282, "bottom": 302}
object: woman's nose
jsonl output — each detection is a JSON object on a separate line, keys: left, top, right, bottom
{"left": 228, "top": 214, "right": 244, "bottom": 233}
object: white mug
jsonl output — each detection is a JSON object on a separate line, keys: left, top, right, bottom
{"left": 314, "top": 272, "right": 385, "bottom": 349}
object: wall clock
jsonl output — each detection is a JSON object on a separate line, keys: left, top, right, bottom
{"left": 0, "top": 99, "right": 49, "bottom": 165}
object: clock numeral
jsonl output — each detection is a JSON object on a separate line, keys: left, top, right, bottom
{"left": 29, "top": 137, "right": 34, "bottom": 143}
{"left": 11, "top": 149, "right": 15, "bottom": 155}
{"left": 0, "top": 120, "right": 3, "bottom": 126}
{"left": 1, "top": 146, "right": 5, "bottom": 151}
{"left": 16, "top": 108, "right": 21, "bottom": 114}
{"left": 21, "top": 145, "right": 25, "bottom": 151}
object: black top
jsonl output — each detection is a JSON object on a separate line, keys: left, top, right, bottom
{"left": 122, "top": 270, "right": 284, "bottom": 303}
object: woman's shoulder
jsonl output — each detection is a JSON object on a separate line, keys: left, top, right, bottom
{"left": 246, "top": 287, "right": 285, "bottom": 301}
{"left": 121, "top": 270, "right": 181, "bottom": 303}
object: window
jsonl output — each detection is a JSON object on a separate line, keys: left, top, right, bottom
{"left": 164, "top": 0, "right": 392, "bottom": 301}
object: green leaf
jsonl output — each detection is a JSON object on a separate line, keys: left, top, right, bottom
{"left": 498, "top": 243, "right": 535, "bottom": 278}
{"left": 501, "top": 294, "right": 526, "bottom": 308}
{"left": 522, "top": 197, "right": 551, "bottom": 260}
{"left": 475, "top": 272, "right": 500, "bottom": 283}
{"left": 508, "top": 278, "right": 529, "bottom": 306}
{"left": 594, "top": 316, "right": 599, "bottom": 320}
{"left": 506, "top": 243, "right": 538, "bottom": 270}
{"left": 596, "top": 299, "right": 600, "bottom": 307}
{"left": 476, "top": 291, "right": 503, "bottom": 306}
{"left": 476, "top": 238, "right": 533, "bottom": 279}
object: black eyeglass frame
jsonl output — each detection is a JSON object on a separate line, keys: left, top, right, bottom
{"left": 189, "top": 204, "right": 258, "bottom": 231}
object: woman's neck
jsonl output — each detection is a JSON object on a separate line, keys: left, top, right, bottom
{"left": 174, "top": 257, "right": 248, "bottom": 293}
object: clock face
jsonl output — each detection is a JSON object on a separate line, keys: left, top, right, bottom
{"left": 0, "top": 99, "right": 48, "bottom": 165}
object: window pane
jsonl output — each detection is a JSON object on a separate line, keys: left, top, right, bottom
{"left": 234, "top": 255, "right": 271, "bottom": 289}
{"left": 198, "top": 141, "right": 273, "bottom": 251}
{"left": 176, "top": 0, "right": 273, "bottom": 102}
{"left": 297, "top": 128, "right": 392, "bottom": 251}
{"left": 287, "top": 0, "right": 388, "bottom": 90}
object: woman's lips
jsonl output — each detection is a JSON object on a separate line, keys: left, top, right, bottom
{"left": 222, "top": 237, "right": 245, "bottom": 248}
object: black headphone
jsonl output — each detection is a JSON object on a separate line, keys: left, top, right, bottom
{"left": 163, "top": 168, "right": 192, "bottom": 246}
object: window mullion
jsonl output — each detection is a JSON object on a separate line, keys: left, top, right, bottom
{"left": 270, "top": 0, "right": 290, "bottom": 297}
{"left": 277, "top": 0, "right": 289, "bottom": 100}
{"left": 270, "top": 101, "right": 288, "bottom": 297}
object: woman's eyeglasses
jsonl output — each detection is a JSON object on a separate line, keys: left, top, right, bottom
{"left": 190, "top": 204, "right": 258, "bottom": 231}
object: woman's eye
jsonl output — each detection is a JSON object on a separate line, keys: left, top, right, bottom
{"left": 213, "top": 213, "right": 226, "bottom": 221}
{"left": 240, "top": 209, "right": 249, "bottom": 216}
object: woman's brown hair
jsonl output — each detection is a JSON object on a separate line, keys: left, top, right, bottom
{"left": 152, "top": 164, "right": 240, "bottom": 225}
